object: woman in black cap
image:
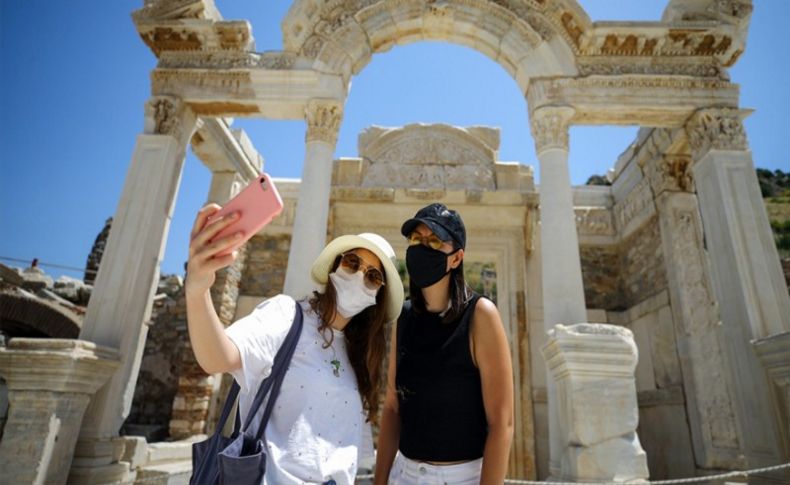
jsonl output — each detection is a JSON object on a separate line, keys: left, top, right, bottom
{"left": 374, "top": 203, "right": 514, "bottom": 485}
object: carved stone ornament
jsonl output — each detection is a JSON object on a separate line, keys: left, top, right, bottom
{"left": 530, "top": 106, "right": 575, "bottom": 154}
{"left": 305, "top": 99, "right": 343, "bottom": 145}
{"left": 132, "top": 0, "right": 220, "bottom": 22}
{"left": 614, "top": 177, "right": 655, "bottom": 235}
{"left": 145, "top": 96, "right": 187, "bottom": 140}
{"left": 646, "top": 154, "right": 695, "bottom": 195}
{"left": 158, "top": 51, "right": 295, "bottom": 70}
{"left": 686, "top": 108, "right": 749, "bottom": 160}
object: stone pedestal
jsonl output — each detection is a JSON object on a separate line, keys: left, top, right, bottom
{"left": 0, "top": 339, "right": 120, "bottom": 485}
{"left": 542, "top": 324, "right": 649, "bottom": 482}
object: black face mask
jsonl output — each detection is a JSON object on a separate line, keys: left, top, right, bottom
{"left": 406, "top": 244, "right": 458, "bottom": 289}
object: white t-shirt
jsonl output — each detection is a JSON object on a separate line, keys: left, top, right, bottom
{"left": 225, "top": 294, "right": 373, "bottom": 485}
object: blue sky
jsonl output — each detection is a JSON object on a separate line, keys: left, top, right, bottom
{"left": 1, "top": 1, "right": 788, "bottom": 281}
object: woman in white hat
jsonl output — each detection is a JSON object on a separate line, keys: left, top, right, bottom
{"left": 185, "top": 204, "right": 404, "bottom": 485}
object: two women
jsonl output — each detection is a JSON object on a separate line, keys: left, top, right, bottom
{"left": 186, "top": 204, "right": 403, "bottom": 484}
{"left": 187, "top": 201, "right": 513, "bottom": 485}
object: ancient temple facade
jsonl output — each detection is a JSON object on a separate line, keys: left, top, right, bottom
{"left": 1, "top": 0, "right": 789, "bottom": 483}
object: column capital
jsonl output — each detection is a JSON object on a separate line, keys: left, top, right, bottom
{"left": 305, "top": 98, "right": 343, "bottom": 145}
{"left": 144, "top": 95, "right": 195, "bottom": 143}
{"left": 685, "top": 107, "right": 751, "bottom": 160}
{"left": 530, "top": 106, "right": 575, "bottom": 154}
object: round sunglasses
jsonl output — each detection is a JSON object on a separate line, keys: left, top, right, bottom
{"left": 338, "top": 252, "right": 386, "bottom": 290}
{"left": 407, "top": 231, "right": 448, "bottom": 250}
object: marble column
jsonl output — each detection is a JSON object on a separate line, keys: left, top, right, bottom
{"left": 71, "top": 96, "right": 197, "bottom": 483}
{"left": 541, "top": 324, "right": 648, "bottom": 482}
{"left": 0, "top": 339, "right": 119, "bottom": 485}
{"left": 283, "top": 99, "right": 343, "bottom": 298}
{"left": 530, "top": 106, "right": 587, "bottom": 477}
{"left": 688, "top": 108, "right": 789, "bottom": 468}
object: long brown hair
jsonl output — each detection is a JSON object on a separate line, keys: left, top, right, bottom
{"left": 308, "top": 252, "right": 389, "bottom": 424}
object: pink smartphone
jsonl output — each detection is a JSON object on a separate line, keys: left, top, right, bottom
{"left": 207, "top": 173, "right": 284, "bottom": 256}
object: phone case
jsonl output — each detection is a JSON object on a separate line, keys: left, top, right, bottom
{"left": 208, "top": 173, "right": 284, "bottom": 256}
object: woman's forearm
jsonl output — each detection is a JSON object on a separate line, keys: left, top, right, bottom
{"left": 373, "top": 405, "right": 400, "bottom": 485}
{"left": 185, "top": 289, "right": 240, "bottom": 374}
{"left": 480, "top": 422, "right": 513, "bottom": 485}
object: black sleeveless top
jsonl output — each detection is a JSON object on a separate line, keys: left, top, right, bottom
{"left": 395, "top": 293, "right": 487, "bottom": 461}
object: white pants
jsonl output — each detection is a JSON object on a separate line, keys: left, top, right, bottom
{"left": 388, "top": 452, "right": 482, "bottom": 485}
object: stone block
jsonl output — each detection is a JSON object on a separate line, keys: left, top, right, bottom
{"left": 542, "top": 323, "right": 649, "bottom": 482}
{"left": 650, "top": 305, "right": 682, "bottom": 388}
{"left": 565, "top": 433, "right": 648, "bottom": 482}
{"left": 147, "top": 440, "right": 198, "bottom": 465}
{"left": 356, "top": 3, "right": 398, "bottom": 53}
{"left": 638, "top": 403, "right": 695, "bottom": 479}
{"left": 120, "top": 436, "right": 148, "bottom": 469}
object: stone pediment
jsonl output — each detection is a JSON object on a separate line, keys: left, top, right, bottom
{"left": 356, "top": 124, "right": 499, "bottom": 190}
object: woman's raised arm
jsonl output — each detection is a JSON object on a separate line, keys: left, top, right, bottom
{"left": 185, "top": 204, "right": 244, "bottom": 374}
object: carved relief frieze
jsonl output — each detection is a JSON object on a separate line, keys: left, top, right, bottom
{"left": 575, "top": 207, "right": 616, "bottom": 237}
{"left": 158, "top": 51, "right": 296, "bottom": 70}
{"left": 530, "top": 106, "right": 574, "bottom": 154}
{"left": 151, "top": 70, "right": 253, "bottom": 97}
{"left": 613, "top": 177, "right": 655, "bottom": 235}
{"left": 356, "top": 124, "right": 500, "bottom": 190}
{"left": 527, "top": 77, "right": 736, "bottom": 116}
{"left": 286, "top": 0, "right": 568, "bottom": 60}
{"left": 305, "top": 99, "right": 343, "bottom": 145}
{"left": 577, "top": 60, "right": 725, "bottom": 78}
{"left": 686, "top": 108, "right": 749, "bottom": 160}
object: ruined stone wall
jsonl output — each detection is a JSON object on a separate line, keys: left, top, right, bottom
{"left": 580, "top": 245, "right": 624, "bottom": 311}
{"left": 621, "top": 217, "right": 667, "bottom": 305}
{"left": 239, "top": 234, "right": 292, "bottom": 298}
{"left": 580, "top": 217, "right": 666, "bottom": 312}
{"left": 169, "top": 245, "right": 249, "bottom": 440}
{"left": 124, "top": 280, "right": 187, "bottom": 441}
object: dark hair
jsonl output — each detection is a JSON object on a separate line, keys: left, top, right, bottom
{"left": 308, "top": 252, "right": 388, "bottom": 424}
{"left": 408, "top": 258, "right": 469, "bottom": 324}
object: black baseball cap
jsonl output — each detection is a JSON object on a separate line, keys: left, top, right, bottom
{"left": 401, "top": 203, "right": 466, "bottom": 249}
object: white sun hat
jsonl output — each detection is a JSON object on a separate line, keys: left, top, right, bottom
{"left": 311, "top": 233, "right": 404, "bottom": 322}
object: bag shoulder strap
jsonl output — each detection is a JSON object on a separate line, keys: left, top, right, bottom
{"left": 242, "top": 299, "right": 304, "bottom": 436}
{"left": 212, "top": 380, "right": 241, "bottom": 435}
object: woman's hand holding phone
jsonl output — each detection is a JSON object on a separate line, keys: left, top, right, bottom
{"left": 185, "top": 173, "right": 284, "bottom": 297}
{"left": 185, "top": 204, "right": 244, "bottom": 297}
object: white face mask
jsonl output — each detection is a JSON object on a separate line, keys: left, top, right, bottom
{"left": 329, "top": 267, "right": 379, "bottom": 318}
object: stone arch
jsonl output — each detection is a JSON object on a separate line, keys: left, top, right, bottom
{"left": 282, "top": 0, "right": 585, "bottom": 91}
{"left": 0, "top": 292, "right": 81, "bottom": 339}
